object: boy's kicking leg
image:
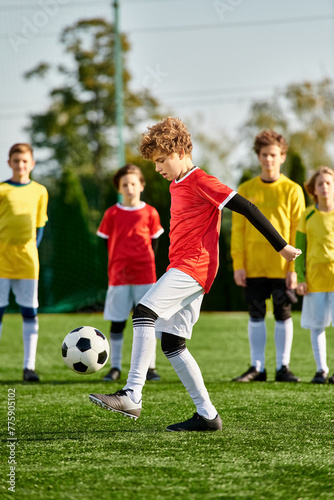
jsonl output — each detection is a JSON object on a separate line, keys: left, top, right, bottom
{"left": 89, "top": 303, "right": 157, "bottom": 419}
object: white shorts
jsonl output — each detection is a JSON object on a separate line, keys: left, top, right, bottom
{"left": 0, "top": 278, "right": 39, "bottom": 308}
{"left": 140, "top": 268, "right": 204, "bottom": 340}
{"left": 301, "top": 292, "right": 334, "bottom": 329}
{"left": 104, "top": 284, "right": 153, "bottom": 321}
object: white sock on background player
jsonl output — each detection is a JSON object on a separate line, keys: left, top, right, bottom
{"left": 310, "top": 328, "right": 328, "bottom": 373}
{"left": 23, "top": 317, "right": 39, "bottom": 370}
{"left": 110, "top": 332, "right": 123, "bottom": 371}
{"left": 274, "top": 318, "right": 293, "bottom": 369}
{"left": 248, "top": 319, "right": 266, "bottom": 372}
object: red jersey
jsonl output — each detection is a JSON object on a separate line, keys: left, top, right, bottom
{"left": 97, "top": 202, "right": 164, "bottom": 286}
{"left": 168, "top": 167, "right": 236, "bottom": 293}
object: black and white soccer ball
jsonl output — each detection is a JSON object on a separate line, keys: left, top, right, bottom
{"left": 61, "top": 326, "right": 110, "bottom": 374}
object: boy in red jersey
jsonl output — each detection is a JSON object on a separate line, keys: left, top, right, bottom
{"left": 90, "top": 118, "right": 301, "bottom": 432}
{"left": 97, "top": 164, "right": 164, "bottom": 382}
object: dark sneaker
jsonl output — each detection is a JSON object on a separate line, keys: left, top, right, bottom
{"left": 146, "top": 368, "right": 161, "bottom": 381}
{"left": 275, "top": 365, "right": 300, "bottom": 382}
{"left": 167, "top": 412, "right": 222, "bottom": 432}
{"left": 328, "top": 374, "right": 334, "bottom": 384}
{"left": 103, "top": 367, "right": 121, "bottom": 381}
{"left": 311, "top": 370, "right": 328, "bottom": 384}
{"left": 89, "top": 389, "right": 141, "bottom": 419}
{"left": 23, "top": 369, "right": 39, "bottom": 382}
{"left": 232, "top": 366, "right": 267, "bottom": 382}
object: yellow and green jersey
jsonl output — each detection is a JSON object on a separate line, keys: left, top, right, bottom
{"left": 0, "top": 180, "right": 48, "bottom": 279}
{"left": 295, "top": 205, "right": 334, "bottom": 292}
{"left": 231, "top": 174, "right": 305, "bottom": 278}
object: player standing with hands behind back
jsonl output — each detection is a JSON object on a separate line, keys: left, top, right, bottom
{"left": 295, "top": 167, "right": 334, "bottom": 384}
{"left": 231, "top": 130, "right": 305, "bottom": 383}
{"left": 0, "top": 143, "right": 48, "bottom": 381}
{"left": 97, "top": 164, "right": 164, "bottom": 382}
{"left": 89, "top": 118, "right": 301, "bottom": 432}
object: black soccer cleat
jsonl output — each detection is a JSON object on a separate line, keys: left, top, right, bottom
{"left": 23, "top": 368, "right": 39, "bottom": 382}
{"left": 328, "top": 374, "right": 334, "bottom": 384}
{"left": 232, "top": 366, "right": 267, "bottom": 382}
{"left": 166, "top": 412, "right": 222, "bottom": 432}
{"left": 103, "top": 367, "right": 121, "bottom": 381}
{"left": 275, "top": 365, "right": 300, "bottom": 382}
{"left": 146, "top": 368, "right": 161, "bottom": 381}
{"left": 311, "top": 370, "right": 328, "bottom": 384}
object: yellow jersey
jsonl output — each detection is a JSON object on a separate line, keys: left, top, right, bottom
{"left": 296, "top": 205, "right": 334, "bottom": 293}
{"left": 231, "top": 174, "right": 305, "bottom": 278}
{"left": 0, "top": 180, "right": 48, "bottom": 279}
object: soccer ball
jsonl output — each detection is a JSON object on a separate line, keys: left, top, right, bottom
{"left": 61, "top": 326, "right": 110, "bottom": 374}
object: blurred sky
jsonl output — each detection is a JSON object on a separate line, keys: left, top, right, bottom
{"left": 1, "top": 0, "right": 334, "bottom": 184}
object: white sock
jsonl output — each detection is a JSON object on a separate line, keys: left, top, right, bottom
{"left": 110, "top": 332, "right": 123, "bottom": 371}
{"left": 124, "top": 318, "right": 156, "bottom": 402}
{"left": 23, "top": 317, "right": 39, "bottom": 370}
{"left": 248, "top": 319, "right": 266, "bottom": 372}
{"left": 310, "top": 329, "right": 328, "bottom": 373}
{"left": 274, "top": 318, "right": 293, "bottom": 369}
{"left": 149, "top": 336, "right": 157, "bottom": 370}
{"left": 166, "top": 348, "right": 217, "bottom": 420}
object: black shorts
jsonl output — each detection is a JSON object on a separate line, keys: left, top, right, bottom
{"left": 244, "top": 278, "right": 291, "bottom": 321}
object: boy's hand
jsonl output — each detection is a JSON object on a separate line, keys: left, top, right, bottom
{"left": 234, "top": 269, "right": 247, "bottom": 287}
{"left": 279, "top": 245, "right": 302, "bottom": 262}
{"left": 286, "top": 271, "right": 297, "bottom": 289}
{"left": 297, "top": 282, "right": 308, "bottom": 296}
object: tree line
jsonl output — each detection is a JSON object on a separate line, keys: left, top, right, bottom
{"left": 12, "top": 18, "right": 334, "bottom": 312}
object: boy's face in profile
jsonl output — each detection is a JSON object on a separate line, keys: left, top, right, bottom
{"left": 8, "top": 152, "right": 35, "bottom": 183}
{"left": 118, "top": 173, "right": 144, "bottom": 207}
{"left": 257, "top": 144, "right": 286, "bottom": 182}
{"left": 152, "top": 152, "right": 183, "bottom": 182}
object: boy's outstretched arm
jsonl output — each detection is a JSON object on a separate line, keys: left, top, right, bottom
{"left": 226, "top": 194, "right": 301, "bottom": 262}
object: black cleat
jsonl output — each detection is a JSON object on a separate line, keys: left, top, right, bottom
{"left": 166, "top": 412, "right": 222, "bottom": 432}
{"left": 275, "top": 365, "right": 300, "bottom": 382}
{"left": 328, "top": 374, "right": 334, "bottom": 384}
{"left": 23, "top": 369, "right": 39, "bottom": 382}
{"left": 232, "top": 366, "right": 267, "bottom": 382}
{"left": 146, "top": 368, "right": 161, "bottom": 381}
{"left": 103, "top": 368, "right": 121, "bottom": 381}
{"left": 311, "top": 370, "right": 328, "bottom": 384}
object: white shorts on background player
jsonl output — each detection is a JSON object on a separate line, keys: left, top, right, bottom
{"left": 301, "top": 291, "right": 334, "bottom": 330}
{"left": 104, "top": 284, "right": 153, "bottom": 321}
{"left": 140, "top": 268, "right": 204, "bottom": 340}
{"left": 0, "top": 278, "right": 39, "bottom": 308}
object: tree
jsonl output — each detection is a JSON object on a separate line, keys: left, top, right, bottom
{"left": 24, "top": 18, "right": 159, "bottom": 190}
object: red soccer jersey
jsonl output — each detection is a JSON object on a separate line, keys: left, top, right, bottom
{"left": 97, "top": 202, "right": 164, "bottom": 286}
{"left": 168, "top": 167, "right": 236, "bottom": 293}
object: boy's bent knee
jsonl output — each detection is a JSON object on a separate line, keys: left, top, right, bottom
{"left": 161, "top": 332, "right": 186, "bottom": 357}
{"left": 132, "top": 303, "right": 158, "bottom": 321}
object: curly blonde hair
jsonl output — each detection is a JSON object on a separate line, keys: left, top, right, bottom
{"left": 139, "top": 117, "right": 193, "bottom": 160}
{"left": 304, "top": 166, "right": 334, "bottom": 203}
{"left": 253, "top": 130, "right": 288, "bottom": 156}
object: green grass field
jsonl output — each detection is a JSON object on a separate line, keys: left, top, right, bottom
{"left": 0, "top": 312, "right": 333, "bottom": 500}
